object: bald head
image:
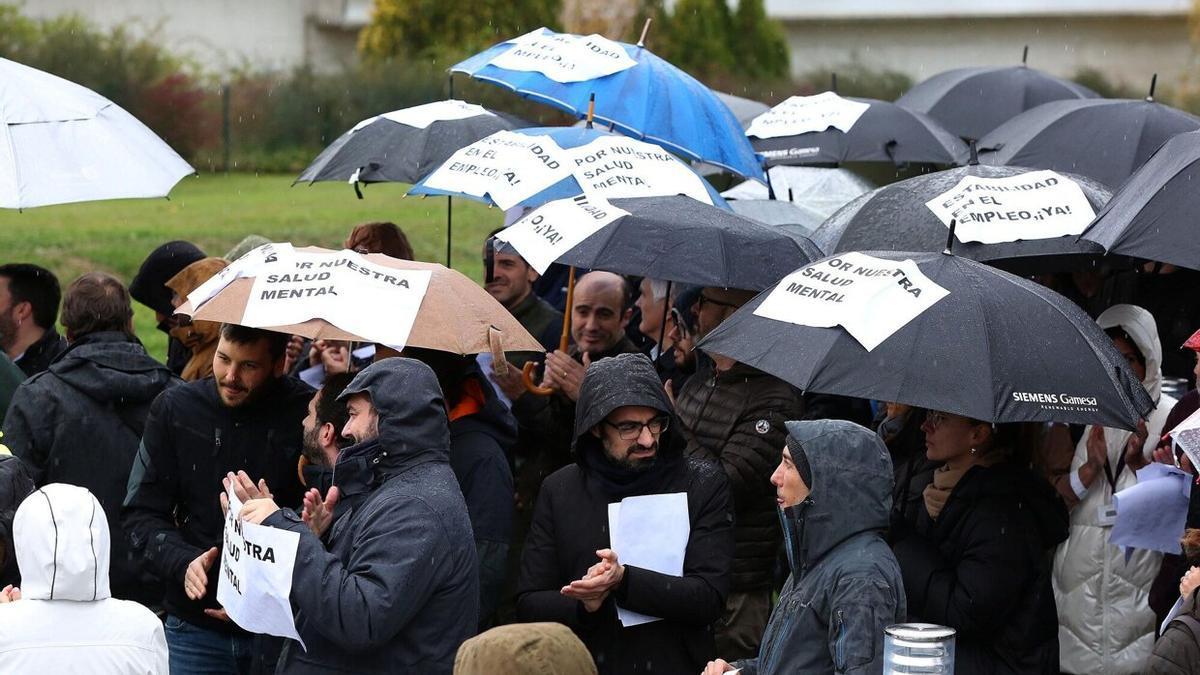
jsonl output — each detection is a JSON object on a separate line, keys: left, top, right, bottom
{"left": 694, "top": 286, "right": 756, "bottom": 339}
{"left": 571, "top": 271, "right": 632, "bottom": 354}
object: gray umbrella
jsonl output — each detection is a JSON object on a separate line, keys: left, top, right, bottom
{"left": 727, "top": 199, "right": 825, "bottom": 242}
{"left": 698, "top": 250, "right": 1153, "bottom": 430}
{"left": 897, "top": 61, "right": 1097, "bottom": 141}
{"left": 977, "top": 95, "right": 1200, "bottom": 189}
{"left": 1081, "top": 129, "right": 1200, "bottom": 271}
{"left": 810, "top": 161, "right": 1114, "bottom": 272}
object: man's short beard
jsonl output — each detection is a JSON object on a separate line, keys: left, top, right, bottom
{"left": 301, "top": 428, "right": 328, "bottom": 468}
{"left": 614, "top": 443, "right": 658, "bottom": 472}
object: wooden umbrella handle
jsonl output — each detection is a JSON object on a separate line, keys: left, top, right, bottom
{"left": 522, "top": 266, "right": 576, "bottom": 396}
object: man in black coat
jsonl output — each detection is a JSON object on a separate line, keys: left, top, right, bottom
{"left": 241, "top": 357, "right": 479, "bottom": 674}
{"left": 123, "top": 323, "right": 312, "bottom": 674}
{"left": 517, "top": 352, "right": 733, "bottom": 674}
{"left": 0, "top": 263, "right": 66, "bottom": 378}
{"left": 129, "top": 240, "right": 206, "bottom": 376}
{"left": 3, "top": 273, "right": 179, "bottom": 605}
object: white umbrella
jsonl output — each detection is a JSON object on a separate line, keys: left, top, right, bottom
{"left": 0, "top": 57, "right": 194, "bottom": 209}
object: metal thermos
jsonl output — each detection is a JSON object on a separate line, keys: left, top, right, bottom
{"left": 883, "top": 623, "right": 956, "bottom": 674}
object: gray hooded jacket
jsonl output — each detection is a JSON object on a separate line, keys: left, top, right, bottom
{"left": 264, "top": 358, "right": 478, "bottom": 674}
{"left": 737, "top": 420, "right": 906, "bottom": 675}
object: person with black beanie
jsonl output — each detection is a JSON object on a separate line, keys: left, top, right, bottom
{"left": 129, "top": 240, "right": 205, "bottom": 375}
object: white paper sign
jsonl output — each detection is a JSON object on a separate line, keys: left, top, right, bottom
{"left": 217, "top": 487, "right": 305, "bottom": 649}
{"left": 925, "top": 170, "right": 1096, "bottom": 244}
{"left": 565, "top": 136, "right": 713, "bottom": 204}
{"left": 352, "top": 99, "right": 493, "bottom": 132}
{"left": 187, "top": 242, "right": 294, "bottom": 311}
{"left": 1170, "top": 407, "right": 1200, "bottom": 471}
{"left": 746, "top": 92, "right": 871, "bottom": 139}
{"left": 754, "top": 252, "right": 950, "bottom": 351}
{"left": 494, "top": 195, "right": 628, "bottom": 274}
{"left": 490, "top": 28, "right": 637, "bottom": 83}
{"left": 242, "top": 250, "right": 431, "bottom": 350}
{"left": 606, "top": 492, "right": 690, "bottom": 627}
{"left": 421, "top": 131, "right": 569, "bottom": 210}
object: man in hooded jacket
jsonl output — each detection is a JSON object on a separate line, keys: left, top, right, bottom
{"left": 516, "top": 352, "right": 733, "bottom": 674}
{"left": 3, "top": 273, "right": 179, "bottom": 605}
{"left": 706, "top": 419, "right": 907, "bottom": 674}
{"left": 243, "top": 357, "right": 478, "bottom": 674}
{"left": 0, "top": 483, "right": 168, "bottom": 672}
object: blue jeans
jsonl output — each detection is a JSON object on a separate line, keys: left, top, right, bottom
{"left": 165, "top": 615, "right": 257, "bottom": 675}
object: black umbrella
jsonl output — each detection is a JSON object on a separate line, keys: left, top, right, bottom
{"left": 749, "top": 95, "right": 969, "bottom": 167}
{"left": 295, "top": 100, "right": 529, "bottom": 187}
{"left": 977, "top": 87, "right": 1200, "bottom": 189}
{"left": 1081, "top": 129, "right": 1200, "bottom": 271}
{"left": 897, "top": 55, "right": 1097, "bottom": 141}
{"left": 810, "top": 160, "right": 1113, "bottom": 272}
{"left": 698, "top": 250, "right": 1153, "bottom": 430}
{"left": 497, "top": 195, "right": 821, "bottom": 291}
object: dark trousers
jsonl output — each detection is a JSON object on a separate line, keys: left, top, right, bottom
{"left": 165, "top": 615, "right": 281, "bottom": 675}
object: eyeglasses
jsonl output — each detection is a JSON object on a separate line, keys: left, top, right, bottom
{"left": 604, "top": 415, "right": 670, "bottom": 440}
{"left": 669, "top": 307, "right": 690, "bottom": 338}
{"left": 696, "top": 293, "right": 739, "bottom": 311}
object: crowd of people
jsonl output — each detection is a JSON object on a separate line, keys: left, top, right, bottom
{"left": 0, "top": 220, "right": 1197, "bottom": 675}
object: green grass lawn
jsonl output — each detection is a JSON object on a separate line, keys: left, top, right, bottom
{"left": 0, "top": 173, "right": 504, "bottom": 359}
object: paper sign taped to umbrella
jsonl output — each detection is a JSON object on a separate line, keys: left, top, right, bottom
{"left": 421, "top": 130, "right": 569, "bottom": 210}
{"left": 187, "top": 242, "right": 294, "bottom": 311}
{"left": 1170, "top": 407, "right": 1200, "bottom": 471}
{"left": 607, "top": 492, "right": 690, "bottom": 627}
{"left": 565, "top": 136, "right": 714, "bottom": 204}
{"left": 217, "top": 486, "right": 305, "bottom": 649}
{"left": 925, "top": 170, "right": 1096, "bottom": 244}
{"left": 754, "top": 252, "right": 949, "bottom": 351}
{"left": 494, "top": 195, "right": 628, "bottom": 274}
{"left": 242, "top": 250, "right": 431, "bottom": 350}
{"left": 1111, "top": 463, "right": 1190, "bottom": 555}
{"left": 353, "top": 100, "right": 493, "bottom": 132}
{"left": 490, "top": 27, "right": 637, "bottom": 83}
{"left": 746, "top": 92, "right": 871, "bottom": 139}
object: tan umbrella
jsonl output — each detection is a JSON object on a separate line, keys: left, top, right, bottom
{"left": 175, "top": 245, "right": 541, "bottom": 356}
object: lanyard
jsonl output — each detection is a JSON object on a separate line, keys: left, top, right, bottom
{"left": 1103, "top": 450, "right": 1127, "bottom": 493}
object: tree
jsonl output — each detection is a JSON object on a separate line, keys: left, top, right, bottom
{"left": 660, "top": 0, "right": 734, "bottom": 80}
{"left": 731, "top": 0, "right": 789, "bottom": 80}
{"left": 358, "top": 0, "right": 562, "bottom": 63}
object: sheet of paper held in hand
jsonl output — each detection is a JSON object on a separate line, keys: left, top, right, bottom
{"left": 754, "top": 252, "right": 950, "bottom": 351}
{"left": 606, "top": 492, "right": 690, "bottom": 628}
{"left": 494, "top": 195, "right": 628, "bottom": 274}
{"left": 1111, "top": 462, "right": 1191, "bottom": 555}
{"left": 489, "top": 27, "right": 637, "bottom": 83}
{"left": 925, "top": 170, "right": 1096, "bottom": 244}
{"left": 217, "top": 487, "right": 305, "bottom": 649}
{"left": 1170, "top": 406, "right": 1200, "bottom": 470}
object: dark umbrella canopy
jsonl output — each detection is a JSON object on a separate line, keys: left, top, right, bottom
{"left": 977, "top": 98, "right": 1200, "bottom": 189}
{"left": 1081, "top": 129, "right": 1200, "bottom": 271}
{"left": 698, "top": 251, "right": 1153, "bottom": 430}
{"left": 750, "top": 97, "right": 969, "bottom": 167}
{"left": 897, "top": 65, "right": 1097, "bottom": 141}
{"left": 504, "top": 195, "right": 821, "bottom": 291}
{"left": 811, "top": 163, "right": 1113, "bottom": 271}
{"left": 295, "top": 101, "right": 529, "bottom": 185}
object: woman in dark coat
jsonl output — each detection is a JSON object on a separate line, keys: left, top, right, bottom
{"left": 891, "top": 411, "right": 1068, "bottom": 674}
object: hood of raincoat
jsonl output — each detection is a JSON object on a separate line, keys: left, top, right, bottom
{"left": 781, "top": 419, "right": 893, "bottom": 574}
{"left": 454, "top": 623, "right": 597, "bottom": 675}
{"left": 46, "top": 332, "right": 174, "bottom": 405}
{"left": 1097, "top": 303, "right": 1163, "bottom": 404}
{"left": 336, "top": 357, "right": 450, "bottom": 479}
{"left": 573, "top": 352, "right": 674, "bottom": 441}
{"left": 14, "top": 483, "right": 110, "bottom": 601}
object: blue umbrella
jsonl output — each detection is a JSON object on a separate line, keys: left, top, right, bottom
{"left": 449, "top": 28, "right": 764, "bottom": 181}
{"left": 408, "top": 125, "right": 729, "bottom": 210}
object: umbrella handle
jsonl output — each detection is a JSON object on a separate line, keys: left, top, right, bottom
{"left": 522, "top": 266, "right": 576, "bottom": 397}
{"left": 522, "top": 361, "right": 556, "bottom": 396}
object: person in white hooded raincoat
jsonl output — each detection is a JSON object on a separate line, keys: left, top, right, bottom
{"left": 1053, "top": 304, "right": 1177, "bottom": 674}
{"left": 0, "top": 483, "right": 168, "bottom": 673}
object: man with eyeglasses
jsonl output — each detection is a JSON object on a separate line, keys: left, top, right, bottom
{"left": 516, "top": 352, "right": 732, "bottom": 674}
{"left": 675, "top": 286, "right": 805, "bottom": 661}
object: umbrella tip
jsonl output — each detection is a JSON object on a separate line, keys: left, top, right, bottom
{"left": 943, "top": 218, "right": 958, "bottom": 255}
{"left": 968, "top": 139, "right": 979, "bottom": 166}
{"left": 1021, "top": 45, "right": 1028, "bottom": 65}
{"left": 830, "top": 72, "right": 838, "bottom": 93}
{"left": 1147, "top": 73, "right": 1158, "bottom": 101}
{"left": 586, "top": 93, "right": 596, "bottom": 129}
{"left": 637, "top": 17, "right": 652, "bottom": 48}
